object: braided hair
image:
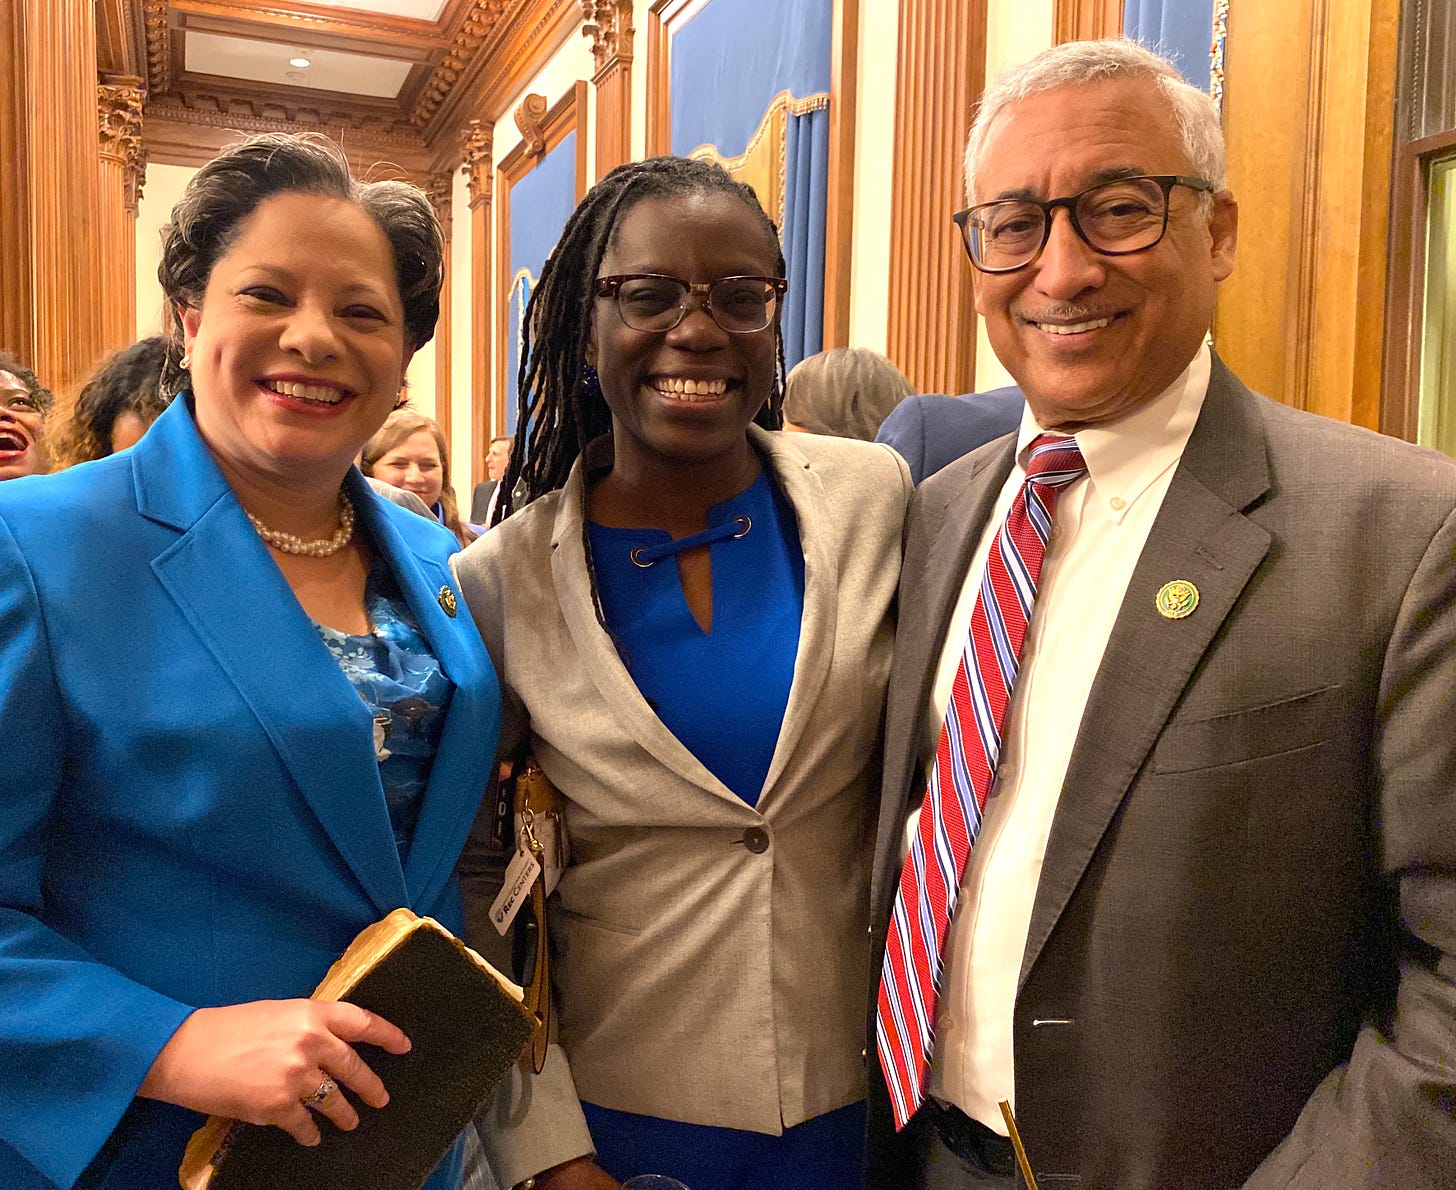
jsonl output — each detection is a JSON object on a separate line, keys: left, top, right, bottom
{"left": 493, "top": 156, "right": 788, "bottom": 525}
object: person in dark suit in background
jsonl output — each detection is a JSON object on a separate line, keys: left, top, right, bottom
{"left": 469, "top": 434, "right": 514, "bottom": 524}
{"left": 875, "top": 386, "right": 1023, "bottom": 484}
{"left": 867, "top": 38, "right": 1456, "bottom": 1190}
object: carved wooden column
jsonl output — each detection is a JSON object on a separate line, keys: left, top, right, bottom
{"left": 98, "top": 74, "right": 147, "bottom": 355}
{"left": 2, "top": 0, "right": 105, "bottom": 394}
{"left": 886, "top": 0, "right": 988, "bottom": 395}
{"left": 582, "top": 0, "right": 635, "bottom": 178}
{"left": 424, "top": 170, "right": 454, "bottom": 451}
{"left": 460, "top": 120, "right": 495, "bottom": 477}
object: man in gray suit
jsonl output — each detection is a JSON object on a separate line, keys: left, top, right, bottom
{"left": 867, "top": 39, "right": 1456, "bottom": 1189}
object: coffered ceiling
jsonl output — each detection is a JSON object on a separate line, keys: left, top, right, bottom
{"left": 96, "top": 0, "right": 581, "bottom": 179}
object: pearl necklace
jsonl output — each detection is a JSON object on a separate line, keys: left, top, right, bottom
{"left": 247, "top": 491, "right": 356, "bottom": 557}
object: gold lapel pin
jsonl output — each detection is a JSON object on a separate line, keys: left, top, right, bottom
{"left": 1155, "top": 579, "right": 1199, "bottom": 620}
{"left": 437, "top": 585, "right": 458, "bottom": 617}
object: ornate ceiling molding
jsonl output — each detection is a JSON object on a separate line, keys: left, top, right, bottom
{"left": 412, "top": 0, "right": 513, "bottom": 130}
{"left": 580, "top": 0, "right": 634, "bottom": 75}
{"left": 143, "top": 0, "right": 172, "bottom": 93}
{"left": 424, "top": 170, "right": 455, "bottom": 233}
{"left": 147, "top": 86, "right": 427, "bottom": 148}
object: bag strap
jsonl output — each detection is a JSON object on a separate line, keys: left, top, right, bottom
{"left": 513, "top": 758, "right": 561, "bottom": 1075}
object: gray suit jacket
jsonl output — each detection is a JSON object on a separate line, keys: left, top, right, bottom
{"left": 454, "top": 427, "right": 912, "bottom": 1187}
{"left": 867, "top": 357, "right": 1456, "bottom": 1188}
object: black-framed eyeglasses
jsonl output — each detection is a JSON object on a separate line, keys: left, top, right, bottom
{"left": 953, "top": 174, "right": 1216, "bottom": 274}
{"left": 595, "top": 273, "right": 788, "bottom": 334}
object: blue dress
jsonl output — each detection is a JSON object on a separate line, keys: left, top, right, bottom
{"left": 313, "top": 554, "right": 453, "bottom": 860}
{"left": 583, "top": 472, "right": 864, "bottom": 1190}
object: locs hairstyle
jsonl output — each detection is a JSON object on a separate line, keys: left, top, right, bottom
{"left": 157, "top": 132, "right": 445, "bottom": 396}
{"left": 494, "top": 155, "right": 788, "bottom": 525}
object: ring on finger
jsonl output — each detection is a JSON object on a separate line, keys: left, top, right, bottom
{"left": 300, "top": 1076, "right": 338, "bottom": 1112}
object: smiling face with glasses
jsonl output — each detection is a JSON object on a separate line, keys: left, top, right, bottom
{"left": 588, "top": 191, "right": 784, "bottom": 478}
{"left": 965, "top": 76, "right": 1238, "bottom": 430}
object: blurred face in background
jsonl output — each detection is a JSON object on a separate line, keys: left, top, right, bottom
{"left": 0, "top": 369, "right": 48, "bottom": 480}
{"left": 371, "top": 427, "right": 444, "bottom": 508}
{"left": 485, "top": 437, "right": 512, "bottom": 482}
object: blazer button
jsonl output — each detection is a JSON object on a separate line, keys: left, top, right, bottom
{"left": 740, "top": 826, "right": 771, "bottom": 854}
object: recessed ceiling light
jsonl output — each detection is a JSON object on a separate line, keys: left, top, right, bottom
{"left": 289, "top": 55, "right": 312, "bottom": 68}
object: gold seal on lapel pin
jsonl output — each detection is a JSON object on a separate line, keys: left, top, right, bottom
{"left": 437, "top": 585, "right": 458, "bottom": 617}
{"left": 1155, "top": 579, "right": 1199, "bottom": 620}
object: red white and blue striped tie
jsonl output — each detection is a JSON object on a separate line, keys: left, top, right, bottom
{"left": 876, "top": 433, "right": 1087, "bottom": 1130}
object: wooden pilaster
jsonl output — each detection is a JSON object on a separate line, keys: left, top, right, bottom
{"left": 98, "top": 73, "right": 147, "bottom": 357}
{"left": 886, "top": 0, "right": 988, "bottom": 395}
{"left": 424, "top": 169, "right": 455, "bottom": 449}
{"left": 581, "top": 0, "right": 635, "bottom": 179}
{"left": 460, "top": 120, "right": 495, "bottom": 471}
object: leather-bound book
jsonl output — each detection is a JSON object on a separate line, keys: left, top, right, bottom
{"left": 179, "top": 909, "right": 533, "bottom": 1190}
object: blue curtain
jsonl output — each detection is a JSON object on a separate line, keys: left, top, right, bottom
{"left": 1125, "top": 0, "right": 1216, "bottom": 92}
{"left": 782, "top": 107, "right": 829, "bottom": 364}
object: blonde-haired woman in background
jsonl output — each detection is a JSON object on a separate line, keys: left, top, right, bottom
{"left": 364, "top": 408, "right": 480, "bottom": 547}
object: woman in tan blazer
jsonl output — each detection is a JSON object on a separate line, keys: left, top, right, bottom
{"left": 453, "top": 158, "right": 910, "bottom": 1190}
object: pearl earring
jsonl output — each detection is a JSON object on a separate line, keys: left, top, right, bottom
{"left": 179, "top": 354, "right": 192, "bottom": 370}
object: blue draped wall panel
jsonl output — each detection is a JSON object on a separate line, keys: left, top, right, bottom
{"left": 1125, "top": 0, "right": 1217, "bottom": 92}
{"left": 669, "top": 0, "right": 834, "bottom": 368}
{"left": 506, "top": 131, "right": 579, "bottom": 433}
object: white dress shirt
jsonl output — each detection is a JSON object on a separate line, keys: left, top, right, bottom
{"left": 917, "top": 345, "right": 1212, "bottom": 1132}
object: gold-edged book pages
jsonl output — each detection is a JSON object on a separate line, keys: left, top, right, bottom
{"left": 179, "top": 908, "right": 532, "bottom": 1190}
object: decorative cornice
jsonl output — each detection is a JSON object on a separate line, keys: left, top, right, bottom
{"left": 412, "top": 0, "right": 513, "bottom": 130}
{"left": 143, "top": 0, "right": 171, "bottom": 93}
{"left": 513, "top": 92, "right": 548, "bottom": 157}
{"left": 580, "top": 0, "right": 634, "bottom": 75}
{"left": 98, "top": 75, "right": 149, "bottom": 213}
{"left": 460, "top": 119, "right": 494, "bottom": 207}
{"left": 145, "top": 87, "right": 427, "bottom": 149}
{"left": 424, "top": 170, "right": 455, "bottom": 234}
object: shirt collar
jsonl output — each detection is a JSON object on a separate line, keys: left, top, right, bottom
{"left": 1013, "top": 342, "right": 1211, "bottom": 524}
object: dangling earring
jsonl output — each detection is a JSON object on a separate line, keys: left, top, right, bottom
{"left": 179, "top": 354, "right": 191, "bottom": 370}
{"left": 581, "top": 362, "right": 602, "bottom": 401}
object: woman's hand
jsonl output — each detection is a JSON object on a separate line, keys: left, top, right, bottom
{"left": 137, "top": 999, "right": 411, "bottom": 1146}
{"left": 534, "top": 1156, "right": 622, "bottom": 1189}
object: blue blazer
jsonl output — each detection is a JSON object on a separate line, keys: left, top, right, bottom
{"left": 874, "top": 386, "right": 1024, "bottom": 485}
{"left": 0, "top": 399, "right": 501, "bottom": 1189}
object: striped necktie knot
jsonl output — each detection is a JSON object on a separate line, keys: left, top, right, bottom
{"left": 1023, "top": 433, "right": 1087, "bottom": 488}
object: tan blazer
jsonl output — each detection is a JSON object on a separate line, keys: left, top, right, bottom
{"left": 454, "top": 427, "right": 911, "bottom": 1187}
{"left": 866, "top": 358, "right": 1456, "bottom": 1189}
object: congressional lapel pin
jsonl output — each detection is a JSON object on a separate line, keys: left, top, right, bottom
{"left": 437, "top": 585, "right": 458, "bottom": 617}
{"left": 1155, "top": 579, "right": 1199, "bottom": 620}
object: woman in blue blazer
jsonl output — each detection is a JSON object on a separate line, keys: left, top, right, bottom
{"left": 0, "top": 135, "right": 499, "bottom": 1189}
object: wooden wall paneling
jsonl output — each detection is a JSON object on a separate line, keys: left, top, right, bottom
{"left": 1382, "top": 128, "right": 1456, "bottom": 442}
{"left": 886, "top": 0, "right": 987, "bottom": 395}
{"left": 461, "top": 120, "right": 494, "bottom": 484}
{"left": 1217, "top": 0, "right": 1399, "bottom": 428}
{"left": 1053, "top": 0, "right": 1124, "bottom": 42}
{"left": 98, "top": 74, "right": 148, "bottom": 356}
{"left": 821, "top": 0, "right": 858, "bottom": 349}
{"left": 495, "top": 84, "right": 589, "bottom": 435}
{"left": 23, "top": 0, "right": 105, "bottom": 395}
{"left": 644, "top": 0, "right": 699, "bottom": 157}
{"left": 582, "top": 0, "right": 636, "bottom": 179}
{"left": 0, "top": 0, "right": 34, "bottom": 359}
{"left": 425, "top": 169, "right": 455, "bottom": 448}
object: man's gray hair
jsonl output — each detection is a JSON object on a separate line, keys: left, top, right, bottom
{"left": 963, "top": 39, "right": 1225, "bottom": 204}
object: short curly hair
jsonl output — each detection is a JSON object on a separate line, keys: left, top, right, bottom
{"left": 0, "top": 351, "right": 55, "bottom": 416}
{"left": 158, "top": 132, "right": 444, "bottom": 395}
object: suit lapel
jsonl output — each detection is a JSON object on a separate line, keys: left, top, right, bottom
{"left": 1019, "top": 359, "right": 1274, "bottom": 987}
{"left": 871, "top": 439, "right": 1018, "bottom": 914}
{"left": 352, "top": 476, "right": 500, "bottom": 908}
{"left": 139, "top": 403, "right": 409, "bottom": 916}
{"left": 752, "top": 427, "right": 836, "bottom": 807}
